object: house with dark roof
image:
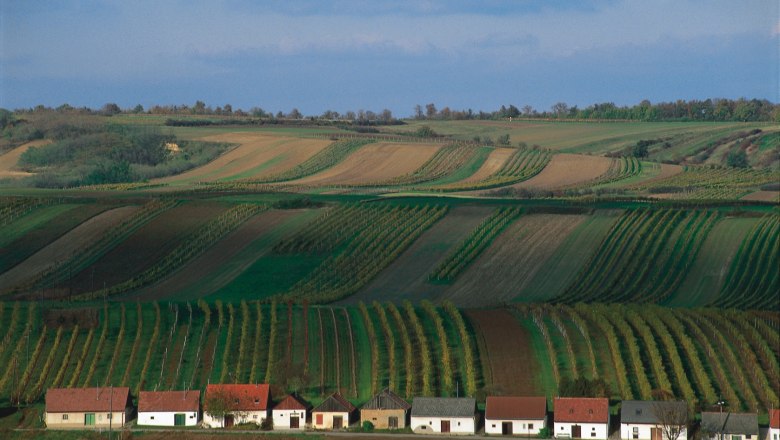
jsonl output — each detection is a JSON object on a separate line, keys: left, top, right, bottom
{"left": 700, "top": 412, "right": 758, "bottom": 440}
{"left": 619, "top": 400, "right": 688, "bottom": 440}
{"left": 485, "top": 396, "right": 547, "bottom": 436}
{"left": 45, "top": 387, "right": 133, "bottom": 429}
{"left": 554, "top": 397, "right": 610, "bottom": 439}
{"left": 203, "top": 384, "right": 270, "bottom": 428}
{"left": 770, "top": 409, "right": 780, "bottom": 440}
{"left": 360, "top": 388, "right": 411, "bottom": 429}
{"left": 273, "top": 394, "right": 310, "bottom": 430}
{"left": 137, "top": 390, "right": 200, "bottom": 427}
{"left": 410, "top": 397, "right": 477, "bottom": 435}
{"left": 312, "top": 392, "right": 356, "bottom": 429}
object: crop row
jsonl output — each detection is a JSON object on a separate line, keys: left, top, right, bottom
{"left": 73, "top": 203, "right": 265, "bottom": 300}
{"left": 250, "top": 139, "right": 373, "bottom": 183}
{"left": 0, "top": 197, "right": 56, "bottom": 227}
{"left": 716, "top": 215, "right": 779, "bottom": 310}
{"left": 429, "top": 207, "right": 522, "bottom": 282}
{"left": 435, "top": 148, "right": 551, "bottom": 191}
{"left": 377, "top": 144, "right": 478, "bottom": 186}
{"left": 574, "top": 156, "right": 642, "bottom": 189}
{"left": 636, "top": 165, "right": 776, "bottom": 199}
{"left": 282, "top": 204, "right": 448, "bottom": 303}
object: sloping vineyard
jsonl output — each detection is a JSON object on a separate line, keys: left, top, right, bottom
{"left": 435, "top": 147, "right": 552, "bottom": 191}
{"left": 247, "top": 139, "right": 373, "bottom": 183}
{"left": 636, "top": 165, "right": 777, "bottom": 199}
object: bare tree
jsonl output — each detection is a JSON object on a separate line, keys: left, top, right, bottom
{"left": 425, "top": 103, "right": 437, "bottom": 119}
{"left": 652, "top": 401, "right": 688, "bottom": 440}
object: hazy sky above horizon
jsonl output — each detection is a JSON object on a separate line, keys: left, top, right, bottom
{"left": 2, "top": 0, "right": 778, "bottom": 116}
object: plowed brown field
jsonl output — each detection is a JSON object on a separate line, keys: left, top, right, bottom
{"left": 511, "top": 153, "right": 612, "bottom": 189}
{"left": 467, "top": 309, "right": 539, "bottom": 396}
{"left": 130, "top": 209, "right": 302, "bottom": 300}
{"left": 154, "top": 133, "right": 331, "bottom": 184}
{"left": 0, "top": 206, "right": 140, "bottom": 290}
{"left": 458, "top": 147, "right": 514, "bottom": 183}
{"left": 290, "top": 142, "right": 441, "bottom": 185}
{"left": 0, "top": 140, "right": 50, "bottom": 178}
{"left": 741, "top": 190, "right": 780, "bottom": 202}
{"left": 442, "top": 214, "right": 586, "bottom": 307}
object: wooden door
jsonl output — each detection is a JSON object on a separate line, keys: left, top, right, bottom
{"left": 502, "top": 422, "right": 513, "bottom": 435}
{"left": 290, "top": 416, "right": 300, "bottom": 429}
{"left": 572, "top": 425, "right": 582, "bottom": 438}
{"left": 174, "top": 414, "right": 185, "bottom": 426}
{"left": 389, "top": 416, "right": 398, "bottom": 429}
{"left": 84, "top": 413, "right": 95, "bottom": 426}
{"left": 225, "top": 414, "right": 234, "bottom": 428}
{"left": 316, "top": 413, "right": 323, "bottom": 425}
{"left": 441, "top": 420, "right": 451, "bottom": 433}
{"left": 333, "top": 415, "right": 343, "bottom": 429}
{"left": 651, "top": 428, "right": 662, "bottom": 440}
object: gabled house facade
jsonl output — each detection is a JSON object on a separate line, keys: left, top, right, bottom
{"left": 485, "top": 396, "right": 547, "bottom": 436}
{"left": 273, "top": 394, "right": 309, "bottom": 430}
{"left": 312, "top": 392, "right": 356, "bottom": 429}
{"left": 45, "top": 387, "right": 133, "bottom": 429}
{"left": 138, "top": 390, "right": 200, "bottom": 427}
{"left": 203, "top": 384, "right": 270, "bottom": 428}
{"left": 554, "top": 397, "right": 610, "bottom": 439}
{"left": 410, "top": 397, "right": 477, "bottom": 435}
{"left": 700, "top": 412, "right": 759, "bottom": 440}
{"left": 620, "top": 400, "right": 688, "bottom": 440}
{"left": 769, "top": 409, "right": 780, "bottom": 440}
{"left": 360, "top": 388, "right": 411, "bottom": 429}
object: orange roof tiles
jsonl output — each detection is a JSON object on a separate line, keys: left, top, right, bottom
{"left": 486, "top": 396, "right": 547, "bottom": 420}
{"left": 205, "top": 384, "right": 270, "bottom": 411}
{"left": 46, "top": 387, "right": 131, "bottom": 413}
{"left": 553, "top": 397, "right": 609, "bottom": 423}
{"left": 138, "top": 390, "right": 200, "bottom": 413}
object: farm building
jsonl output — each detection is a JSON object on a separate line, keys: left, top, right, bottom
{"left": 553, "top": 397, "right": 610, "bottom": 439}
{"left": 700, "top": 412, "right": 758, "bottom": 440}
{"left": 137, "top": 390, "right": 200, "bottom": 427}
{"left": 312, "top": 392, "right": 356, "bottom": 429}
{"left": 45, "top": 387, "right": 133, "bottom": 429}
{"left": 410, "top": 397, "right": 477, "bottom": 435}
{"left": 769, "top": 409, "right": 780, "bottom": 440}
{"left": 272, "top": 394, "right": 310, "bottom": 430}
{"left": 360, "top": 388, "right": 411, "bottom": 429}
{"left": 619, "top": 400, "right": 687, "bottom": 440}
{"left": 485, "top": 396, "right": 547, "bottom": 436}
{"left": 203, "top": 383, "right": 270, "bottom": 428}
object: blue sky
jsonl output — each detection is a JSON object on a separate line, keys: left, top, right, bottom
{"left": 1, "top": 0, "right": 778, "bottom": 116}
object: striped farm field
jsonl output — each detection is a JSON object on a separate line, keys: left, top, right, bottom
{"left": 435, "top": 147, "right": 552, "bottom": 191}
{"left": 509, "top": 153, "right": 613, "bottom": 190}
{"left": 637, "top": 165, "right": 777, "bottom": 199}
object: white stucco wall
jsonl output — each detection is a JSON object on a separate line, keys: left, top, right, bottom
{"left": 554, "top": 422, "right": 610, "bottom": 439}
{"left": 411, "top": 416, "right": 476, "bottom": 435}
{"left": 769, "top": 427, "right": 779, "bottom": 440}
{"left": 138, "top": 411, "right": 199, "bottom": 427}
{"left": 46, "top": 410, "right": 130, "bottom": 429}
{"left": 203, "top": 410, "right": 267, "bottom": 428}
{"left": 485, "top": 417, "right": 546, "bottom": 435}
{"left": 273, "top": 409, "right": 307, "bottom": 430}
{"left": 620, "top": 423, "right": 687, "bottom": 440}
{"left": 313, "top": 411, "right": 351, "bottom": 429}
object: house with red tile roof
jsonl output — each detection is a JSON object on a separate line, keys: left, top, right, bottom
{"left": 138, "top": 390, "right": 200, "bottom": 427}
{"left": 485, "top": 396, "right": 547, "bottom": 436}
{"left": 554, "top": 397, "right": 610, "bottom": 439}
{"left": 203, "top": 384, "right": 270, "bottom": 428}
{"left": 770, "top": 409, "right": 780, "bottom": 440}
{"left": 45, "top": 387, "right": 133, "bottom": 429}
{"left": 273, "top": 394, "right": 310, "bottom": 430}
{"left": 312, "top": 392, "right": 357, "bottom": 429}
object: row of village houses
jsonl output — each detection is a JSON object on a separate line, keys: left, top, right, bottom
{"left": 45, "top": 385, "right": 780, "bottom": 440}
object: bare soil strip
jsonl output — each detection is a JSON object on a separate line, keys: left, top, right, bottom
{"left": 0, "top": 206, "right": 140, "bottom": 289}
{"left": 458, "top": 148, "right": 515, "bottom": 183}
{"left": 289, "top": 142, "right": 442, "bottom": 186}
{"left": 0, "top": 140, "right": 50, "bottom": 178}
{"left": 442, "top": 214, "right": 587, "bottom": 307}
{"left": 740, "top": 190, "right": 780, "bottom": 202}
{"left": 129, "top": 209, "right": 300, "bottom": 301}
{"left": 153, "top": 134, "right": 331, "bottom": 184}
{"left": 510, "top": 153, "right": 612, "bottom": 189}
{"left": 342, "top": 206, "right": 494, "bottom": 304}
{"left": 466, "top": 309, "right": 539, "bottom": 396}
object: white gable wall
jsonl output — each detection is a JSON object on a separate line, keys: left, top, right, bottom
{"left": 313, "top": 411, "right": 351, "bottom": 429}
{"left": 411, "top": 416, "right": 476, "bottom": 435}
{"left": 620, "top": 422, "right": 687, "bottom": 440}
{"left": 769, "top": 427, "right": 779, "bottom": 440}
{"left": 555, "top": 422, "right": 609, "bottom": 439}
{"left": 138, "top": 411, "right": 198, "bottom": 427}
{"left": 486, "top": 417, "right": 547, "bottom": 435}
{"left": 273, "top": 409, "right": 307, "bottom": 430}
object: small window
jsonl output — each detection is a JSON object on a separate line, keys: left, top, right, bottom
{"left": 591, "top": 432, "right": 596, "bottom": 437}
{"left": 373, "top": 418, "right": 377, "bottom": 421}
{"left": 529, "top": 424, "right": 534, "bottom": 429}
{"left": 190, "top": 415, "right": 194, "bottom": 419}
{"left": 569, "top": 409, "right": 574, "bottom": 414}
{"left": 429, "top": 421, "right": 433, "bottom": 425}
{"left": 492, "top": 424, "right": 496, "bottom": 428}
{"left": 107, "top": 414, "right": 112, "bottom": 420}
{"left": 151, "top": 416, "right": 155, "bottom": 420}
{"left": 255, "top": 399, "right": 260, "bottom": 404}
{"left": 588, "top": 409, "right": 593, "bottom": 415}
{"left": 253, "top": 415, "right": 258, "bottom": 419}
{"left": 62, "top": 414, "right": 69, "bottom": 421}
{"left": 458, "top": 422, "right": 461, "bottom": 426}
{"left": 235, "top": 398, "right": 240, "bottom": 404}
{"left": 633, "top": 427, "right": 639, "bottom": 439}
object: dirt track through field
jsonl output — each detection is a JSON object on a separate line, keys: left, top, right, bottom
{"left": 0, "top": 206, "right": 140, "bottom": 290}
{"left": 289, "top": 142, "right": 441, "bottom": 185}
{"left": 458, "top": 148, "right": 514, "bottom": 183}
{"left": 0, "top": 140, "right": 50, "bottom": 178}
{"left": 130, "top": 209, "right": 300, "bottom": 300}
{"left": 467, "top": 309, "right": 539, "bottom": 396}
{"left": 343, "top": 206, "right": 494, "bottom": 304}
{"left": 511, "top": 153, "right": 612, "bottom": 189}
{"left": 442, "top": 214, "right": 586, "bottom": 307}
{"left": 153, "top": 133, "right": 331, "bottom": 184}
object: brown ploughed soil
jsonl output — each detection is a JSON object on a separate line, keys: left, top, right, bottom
{"left": 459, "top": 147, "right": 515, "bottom": 183}
{"left": 740, "top": 190, "right": 780, "bottom": 202}
{"left": 511, "top": 153, "right": 612, "bottom": 189}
